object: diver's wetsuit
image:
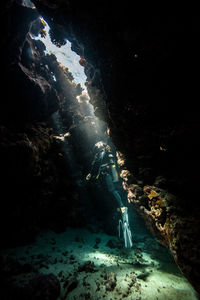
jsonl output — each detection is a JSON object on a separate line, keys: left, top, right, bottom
{"left": 88, "top": 145, "right": 133, "bottom": 248}
{"left": 89, "top": 146, "right": 123, "bottom": 208}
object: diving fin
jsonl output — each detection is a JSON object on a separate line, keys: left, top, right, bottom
{"left": 119, "top": 207, "right": 133, "bottom": 248}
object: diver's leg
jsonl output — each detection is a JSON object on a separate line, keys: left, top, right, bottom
{"left": 105, "top": 173, "right": 115, "bottom": 193}
{"left": 113, "top": 190, "right": 124, "bottom": 208}
{"left": 105, "top": 174, "right": 133, "bottom": 248}
{"left": 105, "top": 174, "right": 123, "bottom": 207}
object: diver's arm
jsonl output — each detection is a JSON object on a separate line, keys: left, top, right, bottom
{"left": 86, "top": 151, "right": 104, "bottom": 180}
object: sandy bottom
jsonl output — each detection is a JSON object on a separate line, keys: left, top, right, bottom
{"left": 2, "top": 227, "right": 198, "bottom": 300}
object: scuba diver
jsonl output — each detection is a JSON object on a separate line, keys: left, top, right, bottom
{"left": 86, "top": 141, "right": 133, "bottom": 248}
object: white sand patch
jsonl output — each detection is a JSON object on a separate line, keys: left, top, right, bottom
{"left": 2, "top": 227, "right": 198, "bottom": 300}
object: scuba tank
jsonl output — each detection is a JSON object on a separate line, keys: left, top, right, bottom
{"left": 108, "top": 153, "right": 119, "bottom": 183}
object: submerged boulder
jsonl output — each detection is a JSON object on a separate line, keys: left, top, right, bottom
{"left": 0, "top": 255, "right": 60, "bottom": 299}
{"left": 8, "top": 273, "right": 60, "bottom": 300}
{"left": 27, "top": 273, "right": 61, "bottom": 300}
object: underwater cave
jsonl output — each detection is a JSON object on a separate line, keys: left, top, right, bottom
{"left": 0, "top": 1, "right": 200, "bottom": 299}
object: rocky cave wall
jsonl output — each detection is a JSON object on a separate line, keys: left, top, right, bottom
{"left": 1, "top": 0, "right": 200, "bottom": 295}
{"left": 0, "top": 1, "right": 91, "bottom": 248}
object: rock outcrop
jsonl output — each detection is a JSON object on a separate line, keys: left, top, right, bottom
{"left": 0, "top": 2, "right": 89, "bottom": 247}
{"left": 0, "top": 255, "right": 60, "bottom": 300}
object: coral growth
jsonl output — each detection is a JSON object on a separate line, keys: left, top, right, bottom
{"left": 104, "top": 272, "right": 117, "bottom": 291}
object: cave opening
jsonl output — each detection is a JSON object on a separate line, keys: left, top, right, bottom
{"left": 0, "top": 1, "right": 199, "bottom": 299}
